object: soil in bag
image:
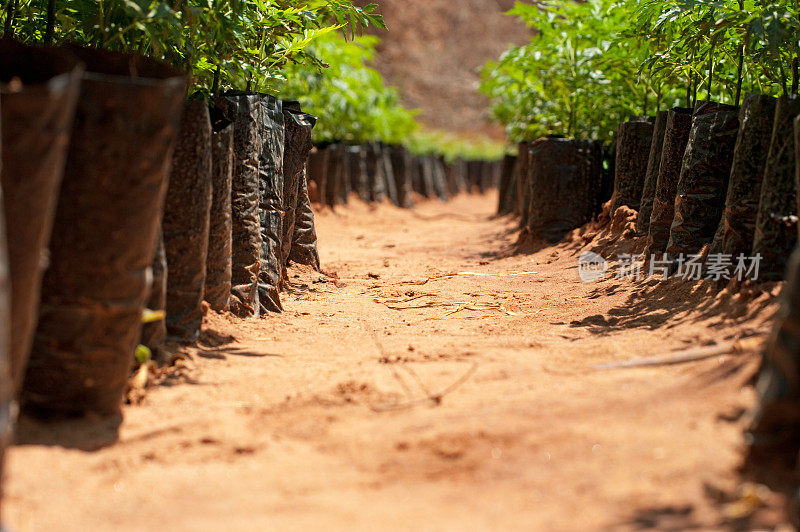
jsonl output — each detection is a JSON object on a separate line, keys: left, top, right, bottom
{"left": 217, "top": 91, "right": 261, "bottom": 317}
{"left": 141, "top": 230, "right": 167, "bottom": 363}
{"left": 637, "top": 110, "right": 669, "bottom": 235}
{"left": 257, "top": 94, "right": 285, "bottom": 312}
{"left": 527, "top": 138, "right": 601, "bottom": 242}
{"left": 0, "top": 40, "right": 83, "bottom": 392}
{"left": 163, "top": 99, "right": 213, "bottom": 341}
{"left": 205, "top": 109, "right": 234, "bottom": 312}
{"left": 290, "top": 168, "right": 321, "bottom": 270}
{"left": 280, "top": 102, "right": 316, "bottom": 278}
{"left": 666, "top": 101, "right": 739, "bottom": 260}
{"left": 645, "top": 107, "right": 694, "bottom": 255}
{"left": 753, "top": 95, "right": 800, "bottom": 280}
{"left": 611, "top": 117, "right": 655, "bottom": 215}
{"left": 22, "top": 46, "right": 186, "bottom": 418}
{"left": 390, "top": 145, "right": 413, "bottom": 209}
{"left": 708, "top": 94, "right": 776, "bottom": 258}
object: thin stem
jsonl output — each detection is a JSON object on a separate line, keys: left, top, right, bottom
{"left": 706, "top": 39, "right": 715, "bottom": 102}
{"left": 4, "top": 0, "right": 17, "bottom": 37}
{"left": 44, "top": 0, "right": 56, "bottom": 45}
{"left": 212, "top": 65, "right": 221, "bottom": 97}
{"left": 734, "top": 43, "right": 744, "bottom": 106}
{"left": 792, "top": 56, "right": 799, "bottom": 96}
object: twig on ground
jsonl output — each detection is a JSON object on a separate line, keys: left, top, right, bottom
{"left": 592, "top": 336, "right": 764, "bottom": 370}
{"left": 370, "top": 362, "right": 479, "bottom": 412}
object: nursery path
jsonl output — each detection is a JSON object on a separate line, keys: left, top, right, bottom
{"left": 3, "top": 193, "right": 785, "bottom": 530}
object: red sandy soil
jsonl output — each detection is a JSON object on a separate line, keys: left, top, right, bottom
{"left": 361, "top": 0, "right": 531, "bottom": 139}
{"left": 2, "top": 192, "right": 792, "bottom": 531}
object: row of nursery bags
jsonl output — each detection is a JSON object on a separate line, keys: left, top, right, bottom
{"left": 503, "top": 96, "right": 800, "bottom": 282}
{"left": 0, "top": 38, "right": 325, "bottom": 513}
{"left": 307, "top": 143, "right": 504, "bottom": 209}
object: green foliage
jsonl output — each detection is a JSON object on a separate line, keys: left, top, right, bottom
{"left": 1, "top": 0, "right": 386, "bottom": 94}
{"left": 279, "top": 32, "right": 419, "bottom": 143}
{"left": 481, "top": 0, "right": 800, "bottom": 142}
{"left": 405, "top": 130, "right": 505, "bottom": 162}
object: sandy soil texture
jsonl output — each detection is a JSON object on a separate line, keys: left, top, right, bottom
{"left": 3, "top": 192, "right": 789, "bottom": 531}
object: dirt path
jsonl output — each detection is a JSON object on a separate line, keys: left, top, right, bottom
{"left": 3, "top": 193, "right": 783, "bottom": 531}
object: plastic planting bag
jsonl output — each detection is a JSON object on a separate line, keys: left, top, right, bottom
{"left": 753, "top": 95, "right": 800, "bottom": 280}
{"left": 205, "top": 113, "right": 234, "bottom": 312}
{"left": 646, "top": 107, "right": 693, "bottom": 255}
{"left": 748, "top": 247, "right": 800, "bottom": 452}
{"left": 433, "top": 156, "right": 450, "bottom": 200}
{"left": 257, "top": 95, "right": 285, "bottom": 313}
{"left": 0, "top": 41, "right": 82, "bottom": 392}
{"left": 22, "top": 47, "right": 186, "bottom": 418}
{"left": 666, "top": 101, "right": 739, "bottom": 259}
{"left": 347, "top": 145, "right": 368, "bottom": 201}
{"left": 381, "top": 145, "right": 399, "bottom": 206}
{"left": 0, "top": 175, "right": 13, "bottom": 521}
{"left": 307, "top": 146, "right": 328, "bottom": 205}
{"left": 365, "top": 142, "right": 387, "bottom": 203}
{"left": 527, "top": 138, "right": 602, "bottom": 242}
{"left": 497, "top": 154, "right": 517, "bottom": 216}
{"left": 141, "top": 231, "right": 167, "bottom": 361}
{"left": 280, "top": 102, "right": 316, "bottom": 276}
{"left": 637, "top": 111, "right": 669, "bottom": 235}
{"left": 517, "top": 142, "right": 531, "bottom": 225}
{"left": 324, "top": 143, "right": 344, "bottom": 207}
{"left": 218, "top": 91, "right": 261, "bottom": 317}
{"left": 709, "top": 94, "right": 776, "bottom": 258}
{"left": 289, "top": 169, "right": 321, "bottom": 270}
{"left": 389, "top": 145, "right": 413, "bottom": 208}
{"left": 163, "top": 100, "right": 213, "bottom": 341}
{"left": 611, "top": 117, "right": 655, "bottom": 214}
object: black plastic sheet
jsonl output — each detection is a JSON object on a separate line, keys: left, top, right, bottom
{"left": 22, "top": 47, "right": 186, "bottom": 418}
{"left": 666, "top": 101, "right": 739, "bottom": 259}
{"left": 218, "top": 91, "right": 261, "bottom": 317}
{"left": 280, "top": 102, "right": 316, "bottom": 276}
{"left": 637, "top": 111, "right": 668, "bottom": 235}
{"left": 163, "top": 100, "right": 213, "bottom": 341}
{"left": 257, "top": 95, "right": 285, "bottom": 312}
{"left": 0, "top": 41, "right": 82, "bottom": 392}
{"left": 645, "top": 107, "right": 693, "bottom": 255}
{"left": 205, "top": 118, "right": 234, "bottom": 312}
{"left": 611, "top": 118, "right": 655, "bottom": 214}
{"left": 753, "top": 95, "right": 800, "bottom": 280}
{"left": 290, "top": 170, "right": 321, "bottom": 270}
{"left": 709, "top": 94, "right": 776, "bottom": 258}
{"left": 527, "top": 138, "right": 603, "bottom": 242}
